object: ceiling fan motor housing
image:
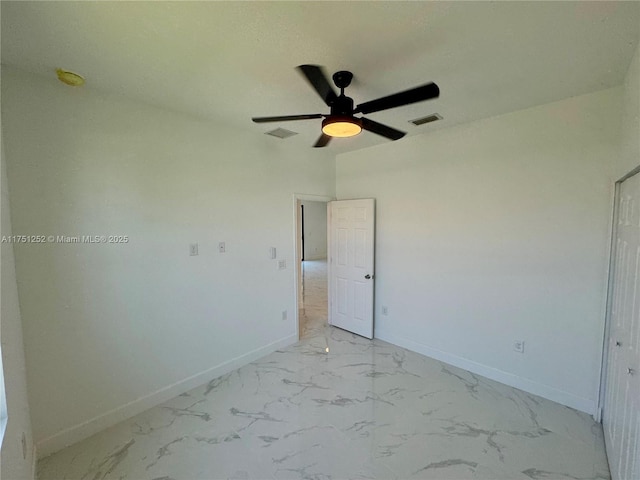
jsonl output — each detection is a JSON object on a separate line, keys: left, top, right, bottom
{"left": 330, "top": 95, "right": 355, "bottom": 116}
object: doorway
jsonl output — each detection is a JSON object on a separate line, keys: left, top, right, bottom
{"left": 294, "top": 195, "right": 332, "bottom": 340}
{"left": 300, "top": 258, "right": 328, "bottom": 338}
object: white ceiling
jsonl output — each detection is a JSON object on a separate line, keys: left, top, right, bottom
{"left": 2, "top": 1, "right": 639, "bottom": 153}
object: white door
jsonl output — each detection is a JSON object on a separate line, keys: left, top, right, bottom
{"left": 603, "top": 170, "right": 640, "bottom": 480}
{"left": 328, "top": 199, "right": 375, "bottom": 339}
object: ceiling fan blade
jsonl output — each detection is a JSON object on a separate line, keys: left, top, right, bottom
{"left": 252, "top": 114, "right": 323, "bottom": 123}
{"left": 355, "top": 82, "right": 439, "bottom": 115}
{"left": 361, "top": 117, "right": 406, "bottom": 140}
{"left": 313, "top": 133, "right": 332, "bottom": 148}
{"left": 297, "top": 65, "right": 338, "bottom": 107}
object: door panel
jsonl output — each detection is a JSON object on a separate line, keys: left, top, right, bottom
{"left": 355, "top": 229, "right": 367, "bottom": 267}
{"left": 337, "top": 228, "right": 348, "bottom": 265}
{"left": 337, "top": 278, "right": 348, "bottom": 315}
{"left": 603, "top": 170, "right": 640, "bottom": 480}
{"left": 329, "top": 199, "right": 375, "bottom": 339}
{"left": 354, "top": 281, "right": 368, "bottom": 320}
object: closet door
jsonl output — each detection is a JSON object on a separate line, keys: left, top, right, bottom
{"left": 603, "top": 170, "right": 640, "bottom": 480}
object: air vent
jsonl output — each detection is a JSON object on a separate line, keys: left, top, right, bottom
{"left": 409, "top": 113, "right": 443, "bottom": 126}
{"left": 265, "top": 128, "right": 298, "bottom": 139}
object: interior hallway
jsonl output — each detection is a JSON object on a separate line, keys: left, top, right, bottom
{"left": 299, "top": 259, "right": 328, "bottom": 339}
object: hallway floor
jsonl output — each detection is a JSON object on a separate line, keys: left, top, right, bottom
{"left": 38, "top": 262, "right": 610, "bottom": 479}
{"left": 299, "top": 259, "right": 328, "bottom": 339}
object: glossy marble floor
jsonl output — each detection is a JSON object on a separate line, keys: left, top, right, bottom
{"left": 38, "top": 260, "right": 610, "bottom": 479}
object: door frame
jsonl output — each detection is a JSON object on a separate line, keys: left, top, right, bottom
{"left": 293, "top": 194, "right": 334, "bottom": 340}
{"left": 597, "top": 164, "right": 640, "bottom": 422}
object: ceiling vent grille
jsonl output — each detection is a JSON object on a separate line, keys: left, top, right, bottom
{"left": 409, "top": 113, "right": 443, "bottom": 126}
{"left": 265, "top": 128, "right": 298, "bottom": 139}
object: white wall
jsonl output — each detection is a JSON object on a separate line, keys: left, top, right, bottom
{"left": 617, "top": 42, "right": 640, "bottom": 179}
{"left": 1, "top": 120, "right": 36, "bottom": 477}
{"left": 301, "top": 201, "right": 327, "bottom": 260}
{"left": 336, "top": 87, "right": 624, "bottom": 414}
{"left": 1, "top": 67, "right": 335, "bottom": 456}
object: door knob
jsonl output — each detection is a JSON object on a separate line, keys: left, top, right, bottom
{"left": 616, "top": 341, "right": 622, "bottom": 347}
{"left": 627, "top": 368, "right": 635, "bottom": 375}
{"left": 364, "top": 274, "right": 371, "bottom": 279}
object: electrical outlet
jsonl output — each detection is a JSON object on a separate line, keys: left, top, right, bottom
{"left": 189, "top": 243, "right": 199, "bottom": 256}
{"left": 382, "top": 306, "right": 389, "bottom": 315}
{"left": 282, "top": 310, "right": 287, "bottom": 321}
{"left": 514, "top": 340, "right": 525, "bottom": 353}
{"left": 278, "top": 259, "right": 286, "bottom": 270}
{"left": 218, "top": 242, "right": 226, "bottom": 253}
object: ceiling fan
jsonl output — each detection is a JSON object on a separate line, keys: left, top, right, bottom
{"left": 252, "top": 65, "right": 440, "bottom": 147}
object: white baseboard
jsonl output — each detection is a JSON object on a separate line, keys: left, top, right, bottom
{"left": 36, "top": 334, "right": 297, "bottom": 458}
{"left": 376, "top": 330, "right": 596, "bottom": 415}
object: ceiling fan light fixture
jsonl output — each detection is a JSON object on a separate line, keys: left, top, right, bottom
{"left": 322, "top": 116, "right": 362, "bottom": 138}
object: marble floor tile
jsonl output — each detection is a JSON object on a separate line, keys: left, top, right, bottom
{"left": 37, "top": 259, "right": 610, "bottom": 479}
